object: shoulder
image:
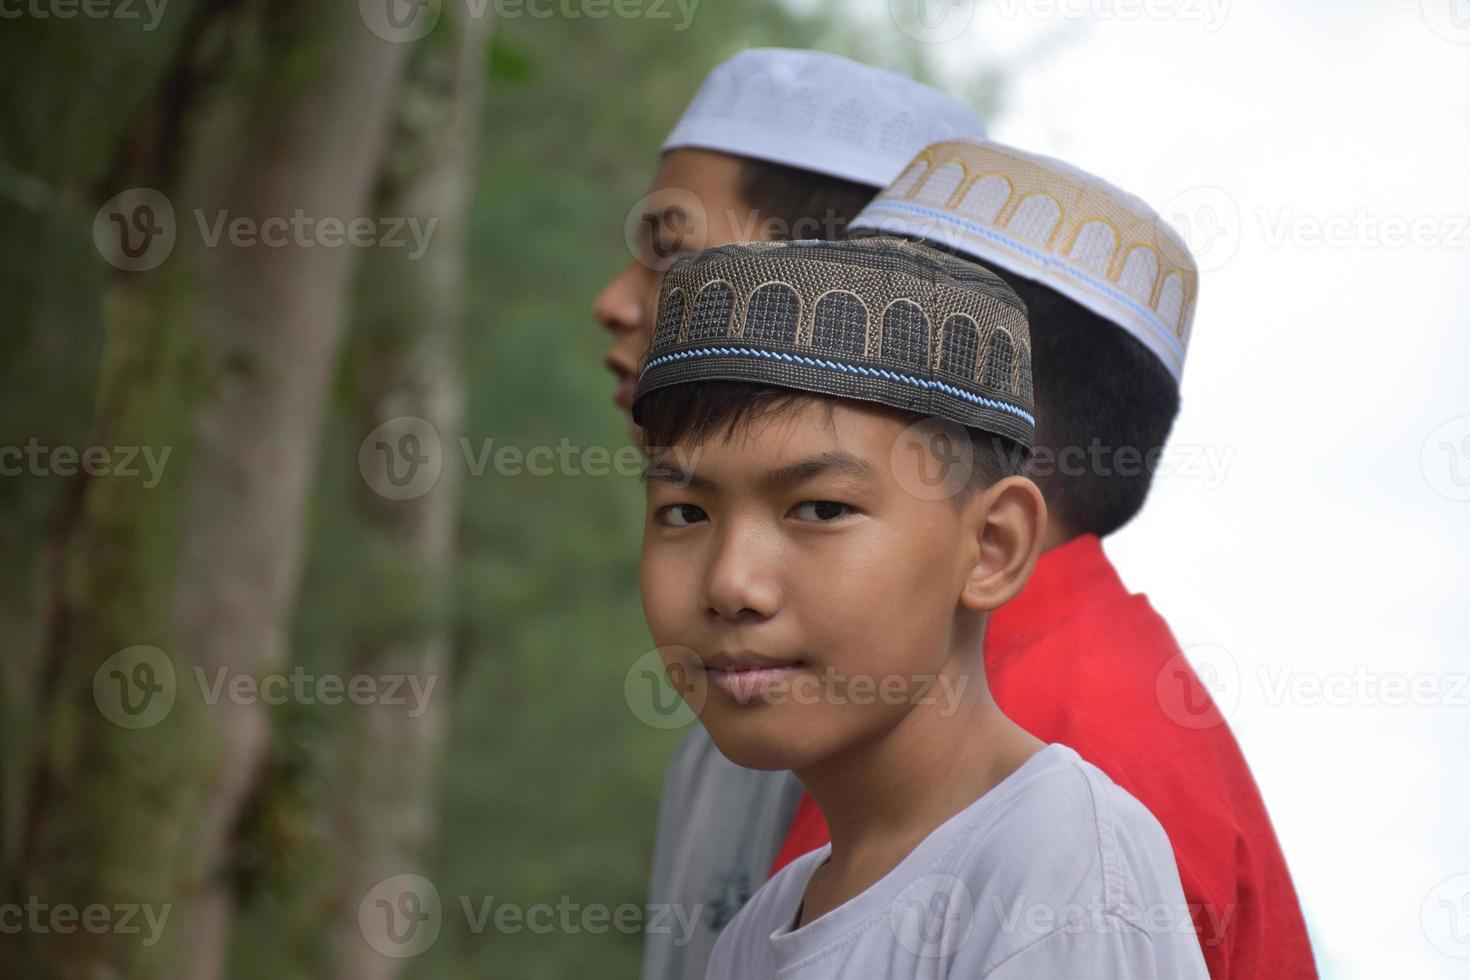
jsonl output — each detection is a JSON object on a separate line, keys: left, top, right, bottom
{"left": 929, "top": 747, "right": 1207, "bottom": 975}
{"left": 954, "top": 746, "right": 1196, "bottom": 943}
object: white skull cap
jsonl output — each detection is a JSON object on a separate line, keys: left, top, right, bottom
{"left": 662, "top": 48, "right": 988, "bottom": 188}
{"left": 851, "top": 139, "right": 1199, "bottom": 382}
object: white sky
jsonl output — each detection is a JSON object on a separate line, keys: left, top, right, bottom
{"left": 819, "top": 1, "right": 1470, "bottom": 975}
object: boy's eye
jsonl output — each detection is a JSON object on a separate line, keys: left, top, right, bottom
{"left": 790, "top": 500, "right": 855, "bottom": 523}
{"left": 655, "top": 503, "right": 708, "bottom": 527}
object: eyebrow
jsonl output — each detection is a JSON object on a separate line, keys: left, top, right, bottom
{"left": 641, "top": 451, "right": 879, "bottom": 493}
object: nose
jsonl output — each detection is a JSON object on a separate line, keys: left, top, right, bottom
{"left": 594, "top": 263, "right": 646, "bottom": 338}
{"left": 704, "top": 522, "right": 782, "bottom": 623}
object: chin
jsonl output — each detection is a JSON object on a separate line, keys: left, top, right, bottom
{"left": 699, "top": 709, "right": 832, "bottom": 772}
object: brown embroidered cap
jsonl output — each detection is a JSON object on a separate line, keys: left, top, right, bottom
{"left": 632, "top": 237, "right": 1035, "bottom": 449}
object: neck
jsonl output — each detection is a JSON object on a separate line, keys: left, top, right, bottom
{"left": 792, "top": 638, "right": 1042, "bottom": 865}
{"left": 1040, "top": 518, "right": 1075, "bottom": 553}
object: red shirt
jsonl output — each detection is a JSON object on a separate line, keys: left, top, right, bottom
{"left": 767, "top": 535, "right": 1316, "bottom": 979}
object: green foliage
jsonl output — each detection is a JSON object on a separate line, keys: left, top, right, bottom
{"left": 3, "top": 2, "right": 969, "bottom": 976}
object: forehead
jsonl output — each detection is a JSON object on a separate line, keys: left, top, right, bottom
{"left": 653, "top": 398, "right": 909, "bottom": 483}
{"left": 648, "top": 148, "right": 749, "bottom": 205}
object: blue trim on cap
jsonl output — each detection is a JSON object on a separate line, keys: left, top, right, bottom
{"left": 639, "top": 345, "right": 1035, "bottom": 426}
{"left": 856, "top": 200, "right": 1187, "bottom": 360}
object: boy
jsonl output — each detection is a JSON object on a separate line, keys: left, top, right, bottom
{"left": 762, "top": 140, "right": 1317, "bottom": 977}
{"left": 633, "top": 236, "right": 1210, "bottom": 977}
{"left": 593, "top": 49, "right": 990, "bottom": 979}
{"left": 596, "top": 48, "right": 986, "bottom": 439}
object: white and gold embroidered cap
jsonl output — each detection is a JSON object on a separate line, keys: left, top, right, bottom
{"left": 850, "top": 139, "right": 1198, "bottom": 382}
{"left": 662, "top": 49, "right": 988, "bottom": 188}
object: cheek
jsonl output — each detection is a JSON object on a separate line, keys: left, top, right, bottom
{"left": 639, "top": 540, "right": 697, "bottom": 640}
{"left": 803, "top": 524, "right": 956, "bottom": 670}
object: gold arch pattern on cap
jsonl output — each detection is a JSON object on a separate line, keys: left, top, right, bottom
{"left": 869, "top": 141, "right": 1199, "bottom": 366}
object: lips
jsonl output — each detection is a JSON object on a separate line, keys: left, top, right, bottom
{"left": 604, "top": 351, "right": 639, "bottom": 410}
{"left": 707, "top": 664, "right": 799, "bottom": 702}
{"left": 704, "top": 654, "right": 804, "bottom": 703}
{"left": 614, "top": 375, "right": 636, "bottom": 410}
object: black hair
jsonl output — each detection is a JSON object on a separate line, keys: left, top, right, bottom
{"left": 840, "top": 229, "right": 1182, "bottom": 538}
{"left": 636, "top": 380, "right": 1024, "bottom": 501}
{"left": 1001, "top": 273, "right": 1180, "bottom": 538}
{"left": 734, "top": 156, "right": 879, "bottom": 242}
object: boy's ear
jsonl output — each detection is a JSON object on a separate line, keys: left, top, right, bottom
{"left": 959, "top": 475, "right": 1047, "bottom": 613}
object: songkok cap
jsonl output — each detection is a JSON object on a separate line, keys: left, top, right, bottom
{"left": 662, "top": 49, "right": 988, "bottom": 188}
{"left": 632, "top": 238, "right": 1035, "bottom": 449}
{"left": 849, "top": 139, "right": 1198, "bottom": 382}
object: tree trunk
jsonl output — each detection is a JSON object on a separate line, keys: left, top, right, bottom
{"left": 327, "top": 8, "right": 491, "bottom": 979}
{"left": 7, "top": 3, "right": 408, "bottom": 978}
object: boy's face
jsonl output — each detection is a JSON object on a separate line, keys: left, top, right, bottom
{"left": 639, "top": 398, "right": 1041, "bottom": 772}
{"left": 593, "top": 148, "right": 766, "bottom": 440}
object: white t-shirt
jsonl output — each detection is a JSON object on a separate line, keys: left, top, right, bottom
{"left": 704, "top": 744, "right": 1209, "bottom": 979}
